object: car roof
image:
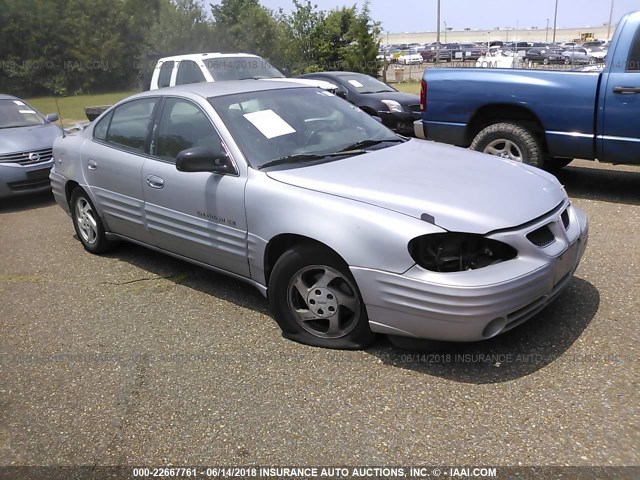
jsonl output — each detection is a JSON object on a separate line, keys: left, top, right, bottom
{"left": 0, "top": 94, "right": 19, "bottom": 100}
{"left": 158, "top": 52, "right": 261, "bottom": 62}
{"left": 130, "top": 80, "right": 314, "bottom": 100}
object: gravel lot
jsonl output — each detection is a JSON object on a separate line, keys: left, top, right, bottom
{"left": 0, "top": 159, "right": 638, "bottom": 467}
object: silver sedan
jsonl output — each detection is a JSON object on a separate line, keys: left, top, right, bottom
{"left": 50, "top": 82, "right": 588, "bottom": 349}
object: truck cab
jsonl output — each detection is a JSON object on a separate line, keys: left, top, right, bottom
{"left": 149, "top": 53, "right": 339, "bottom": 93}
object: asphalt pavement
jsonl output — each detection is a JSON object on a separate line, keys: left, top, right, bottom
{"left": 0, "top": 159, "right": 638, "bottom": 467}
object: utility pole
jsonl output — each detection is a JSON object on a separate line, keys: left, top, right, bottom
{"left": 436, "top": 0, "right": 441, "bottom": 63}
{"left": 607, "top": 0, "right": 615, "bottom": 39}
{"left": 553, "top": 0, "right": 559, "bottom": 43}
{"left": 546, "top": 18, "right": 549, "bottom": 42}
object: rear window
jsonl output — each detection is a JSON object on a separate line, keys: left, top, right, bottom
{"left": 204, "top": 56, "right": 284, "bottom": 81}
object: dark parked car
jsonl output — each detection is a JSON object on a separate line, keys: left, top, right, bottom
{"left": 0, "top": 94, "right": 63, "bottom": 198}
{"left": 421, "top": 43, "right": 485, "bottom": 62}
{"left": 297, "top": 72, "right": 421, "bottom": 136}
{"left": 524, "top": 47, "right": 566, "bottom": 65}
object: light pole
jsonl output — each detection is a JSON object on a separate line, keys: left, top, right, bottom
{"left": 546, "top": 18, "right": 549, "bottom": 42}
{"left": 436, "top": 0, "right": 441, "bottom": 63}
{"left": 607, "top": 0, "right": 615, "bottom": 39}
{"left": 552, "top": 0, "right": 559, "bottom": 43}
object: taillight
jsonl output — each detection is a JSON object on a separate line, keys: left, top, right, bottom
{"left": 420, "top": 79, "right": 427, "bottom": 111}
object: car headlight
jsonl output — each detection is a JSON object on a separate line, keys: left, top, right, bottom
{"left": 381, "top": 100, "right": 404, "bottom": 113}
{"left": 408, "top": 233, "right": 517, "bottom": 272}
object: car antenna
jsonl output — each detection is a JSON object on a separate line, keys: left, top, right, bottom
{"left": 54, "top": 96, "right": 65, "bottom": 138}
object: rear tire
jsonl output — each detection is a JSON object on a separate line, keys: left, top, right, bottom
{"left": 70, "top": 189, "right": 115, "bottom": 254}
{"left": 268, "top": 245, "right": 374, "bottom": 349}
{"left": 470, "top": 122, "right": 544, "bottom": 169}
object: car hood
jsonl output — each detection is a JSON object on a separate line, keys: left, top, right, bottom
{"left": 364, "top": 91, "right": 420, "bottom": 106}
{"left": 0, "top": 123, "right": 63, "bottom": 154}
{"left": 266, "top": 140, "right": 565, "bottom": 234}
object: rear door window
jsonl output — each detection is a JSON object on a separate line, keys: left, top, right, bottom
{"left": 157, "top": 61, "right": 174, "bottom": 88}
{"left": 176, "top": 60, "right": 206, "bottom": 86}
{"left": 153, "top": 98, "right": 221, "bottom": 162}
{"left": 105, "top": 98, "right": 158, "bottom": 153}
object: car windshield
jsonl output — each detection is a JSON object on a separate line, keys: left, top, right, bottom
{"left": 0, "top": 99, "right": 45, "bottom": 128}
{"left": 209, "top": 87, "right": 400, "bottom": 169}
{"left": 338, "top": 74, "right": 395, "bottom": 94}
{"left": 204, "top": 56, "right": 285, "bottom": 81}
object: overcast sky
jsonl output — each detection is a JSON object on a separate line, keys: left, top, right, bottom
{"left": 245, "top": 0, "right": 639, "bottom": 32}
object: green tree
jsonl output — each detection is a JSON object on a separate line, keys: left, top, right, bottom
{"left": 211, "top": 0, "right": 285, "bottom": 62}
{"left": 145, "top": 0, "right": 213, "bottom": 56}
{"left": 278, "top": 0, "right": 325, "bottom": 73}
{"left": 0, "top": 0, "right": 161, "bottom": 96}
{"left": 314, "top": 2, "right": 380, "bottom": 75}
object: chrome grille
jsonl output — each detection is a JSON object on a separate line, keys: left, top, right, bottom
{"left": 0, "top": 147, "right": 53, "bottom": 165}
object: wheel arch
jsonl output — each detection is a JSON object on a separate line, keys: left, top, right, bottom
{"left": 263, "top": 234, "right": 347, "bottom": 287}
{"left": 64, "top": 180, "right": 80, "bottom": 207}
{"left": 359, "top": 105, "right": 378, "bottom": 117}
{"left": 466, "top": 104, "right": 547, "bottom": 151}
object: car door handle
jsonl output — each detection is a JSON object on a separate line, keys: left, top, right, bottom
{"left": 146, "top": 175, "right": 164, "bottom": 189}
{"left": 87, "top": 159, "right": 97, "bottom": 170}
{"left": 613, "top": 86, "right": 640, "bottom": 94}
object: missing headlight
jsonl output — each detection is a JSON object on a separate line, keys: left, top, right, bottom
{"left": 408, "top": 233, "right": 517, "bottom": 272}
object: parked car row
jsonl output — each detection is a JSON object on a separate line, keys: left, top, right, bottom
{"left": 380, "top": 40, "right": 609, "bottom": 66}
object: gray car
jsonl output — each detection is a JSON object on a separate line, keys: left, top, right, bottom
{"left": 0, "top": 94, "right": 63, "bottom": 198}
{"left": 50, "top": 82, "right": 588, "bottom": 349}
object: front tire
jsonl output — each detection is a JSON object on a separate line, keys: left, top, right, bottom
{"left": 470, "top": 122, "right": 544, "bottom": 169}
{"left": 71, "top": 189, "right": 114, "bottom": 254}
{"left": 268, "top": 245, "right": 374, "bottom": 349}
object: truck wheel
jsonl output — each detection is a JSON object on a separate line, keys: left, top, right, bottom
{"left": 268, "top": 245, "right": 374, "bottom": 350}
{"left": 470, "top": 122, "right": 544, "bottom": 169}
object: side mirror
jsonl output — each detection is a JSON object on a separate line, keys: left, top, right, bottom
{"left": 336, "top": 89, "right": 348, "bottom": 100}
{"left": 176, "top": 147, "right": 235, "bottom": 175}
{"left": 45, "top": 113, "right": 59, "bottom": 123}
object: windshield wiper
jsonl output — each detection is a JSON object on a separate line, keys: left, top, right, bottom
{"left": 258, "top": 150, "right": 367, "bottom": 170}
{"left": 338, "top": 138, "right": 404, "bottom": 152}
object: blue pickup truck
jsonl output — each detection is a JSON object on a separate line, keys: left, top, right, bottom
{"left": 415, "top": 10, "right": 640, "bottom": 169}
